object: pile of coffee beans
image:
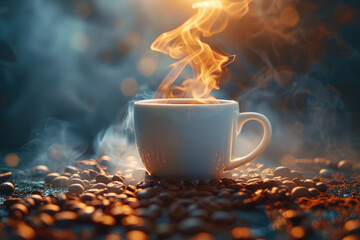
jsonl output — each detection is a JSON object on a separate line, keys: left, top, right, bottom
{"left": 0, "top": 157, "right": 359, "bottom": 239}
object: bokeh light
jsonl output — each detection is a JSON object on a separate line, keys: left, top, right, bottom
{"left": 74, "top": 3, "right": 91, "bottom": 19}
{"left": 120, "top": 78, "right": 138, "bottom": 96}
{"left": 137, "top": 56, "right": 157, "bottom": 77}
{"left": 280, "top": 6, "right": 300, "bottom": 27}
{"left": 5, "top": 153, "right": 19, "bottom": 167}
{"left": 71, "top": 33, "right": 90, "bottom": 51}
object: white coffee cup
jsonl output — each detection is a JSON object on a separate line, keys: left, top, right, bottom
{"left": 134, "top": 98, "right": 272, "bottom": 179}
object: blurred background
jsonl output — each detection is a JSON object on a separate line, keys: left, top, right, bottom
{"left": 0, "top": 0, "right": 359, "bottom": 168}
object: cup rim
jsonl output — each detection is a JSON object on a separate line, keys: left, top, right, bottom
{"left": 134, "top": 98, "right": 237, "bottom": 106}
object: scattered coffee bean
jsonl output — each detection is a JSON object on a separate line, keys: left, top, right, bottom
{"left": 68, "top": 184, "right": 84, "bottom": 194}
{"left": 39, "top": 204, "right": 60, "bottom": 215}
{"left": 338, "top": 160, "right": 353, "bottom": 172}
{"left": 315, "top": 182, "right": 327, "bottom": 192}
{"left": 10, "top": 203, "right": 29, "bottom": 218}
{"left": 283, "top": 180, "right": 297, "bottom": 190}
{"left": 0, "top": 171, "right": 12, "bottom": 183}
{"left": 319, "top": 169, "right": 331, "bottom": 178}
{"left": 308, "top": 188, "right": 320, "bottom": 197}
{"left": 0, "top": 182, "right": 15, "bottom": 196}
{"left": 179, "top": 218, "right": 205, "bottom": 234}
{"left": 45, "top": 173, "right": 60, "bottom": 184}
{"left": 156, "top": 223, "right": 175, "bottom": 239}
{"left": 96, "top": 174, "right": 111, "bottom": 184}
{"left": 64, "top": 165, "right": 79, "bottom": 175}
{"left": 91, "top": 183, "right": 107, "bottom": 189}
{"left": 51, "top": 176, "right": 69, "bottom": 187}
{"left": 274, "top": 166, "right": 292, "bottom": 178}
{"left": 32, "top": 165, "right": 50, "bottom": 178}
{"left": 291, "top": 186, "right": 309, "bottom": 198}
{"left": 126, "top": 230, "right": 149, "bottom": 240}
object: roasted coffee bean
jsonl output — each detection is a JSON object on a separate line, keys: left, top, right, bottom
{"left": 106, "top": 181, "right": 124, "bottom": 194}
{"left": 136, "top": 208, "right": 157, "bottom": 219}
{"left": 98, "top": 155, "right": 111, "bottom": 166}
{"left": 189, "top": 208, "right": 209, "bottom": 219}
{"left": 78, "top": 206, "right": 96, "bottom": 222}
{"left": 39, "top": 204, "right": 60, "bottom": 215}
{"left": 137, "top": 188, "right": 157, "bottom": 199}
{"left": 91, "top": 183, "right": 107, "bottom": 189}
{"left": 183, "top": 189, "right": 198, "bottom": 198}
{"left": 64, "top": 165, "right": 79, "bottom": 175}
{"left": 325, "top": 160, "right": 338, "bottom": 169}
{"left": 338, "top": 160, "right": 353, "bottom": 171}
{"left": 92, "top": 212, "right": 116, "bottom": 227}
{"left": 197, "top": 184, "right": 217, "bottom": 192}
{"left": 156, "top": 223, "right": 175, "bottom": 239}
{"left": 126, "top": 230, "right": 149, "bottom": 240}
{"left": 28, "top": 194, "right": 43, "bottom": 206}
{"left": 291, "top": 186, "right": 309, "bottom": 198}
{"left": 343, "top": 219, "right": 360, "bottom": 234}
{"left": 308, "top": 188, "right": 320, "bottom": 197}
{"left": 68, "top": 178, "right": 85, "bottom": 186}
{"left": 184, "top": 179, "right": 197, "bottom": 188}
{"left": 69, "top": 173, "right": 81, "bottom": 179}
{"left": 274, "top": 166, "right": 292, "bottom": 178}
{"left": 96, "top": 174, "right": 111, "bottom": 184}
{"left": 290, "top": 170, "right": 304, "bottom": 179}
{"left": 211, "top": 211, "right": 236, "bottom": 225}
{"left": 32, "top": 165, "right": 50, "bottom": 178}
{"left": 54, "top": 211, "right": 78, "bottom": 227}
{"left": 303, "top": 179, "right": 316, "bottom": 188}
{"left": 169, "top": 202, "right": 187, "bottom": 221}
{"left": 35, "top": 213, "right": 55, "bottom": 227}
{"left": 121, "top": 215, "right": 151, "bottom": 232}
{"left": 51, "top": 176, "right": 69, "bottom": 187}
{"left": 209, "top": 178, "right": 221, "bottom": 187}
{"left": 79, "top": 171, "right": 91, "bottom": 180}
{"left": 10, "top": 203, "right": 29, "bottom": 218}
{"left": 0, "top": 182, "right": 15, "bottom": 196}
{"left": 110, "top": 205, "right": 134, "bottom": 219}
{"left": 88, "top": 169, "right": 99, "bottom": 179}
{"left": 56, "top": 193, "right": 67, "bottom": 205}
{"left": 5, "top": 197, "right": 23, "bottom": 208}
{"left": 81, "top": 192, "right": 96, "bottom": 201}
{"left": 215, "top": 198, "right": 232, "bottom": 211}
{"left": 6, "top": 221, "right": 36, "bottom": 240}
{"left": 319, "top": 169, "right": 331, "bottom": 178}
{"left": 179, "top": 218, "right": 205, "bottom": 234}
{"left": 315, "top": 182, "right": 327, "bottom": 192}
{"left": 283, "top": 180, "right": 297, "bottom": 190}
{"left": 0, "top": 171, "right": 12, "bottom": 182}
{"left": 217, "top": 190, "right": 232, "bottom": 198}
{"left": 68, "top": 183, "right": 84, "bottom": 194}
{"left": 197, "top": 191, "right": 214, "bottom": 197}
{"left": 112, "top": 174, "right": 124, "bottom": 183}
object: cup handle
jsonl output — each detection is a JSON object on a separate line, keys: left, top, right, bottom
{"left": 224, "top": 112, "right": 272, "bottom": 171}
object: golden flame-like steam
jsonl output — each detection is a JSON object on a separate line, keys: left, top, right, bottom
{"left": 151, "top": 0, "right": 253, "bottom": 99}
